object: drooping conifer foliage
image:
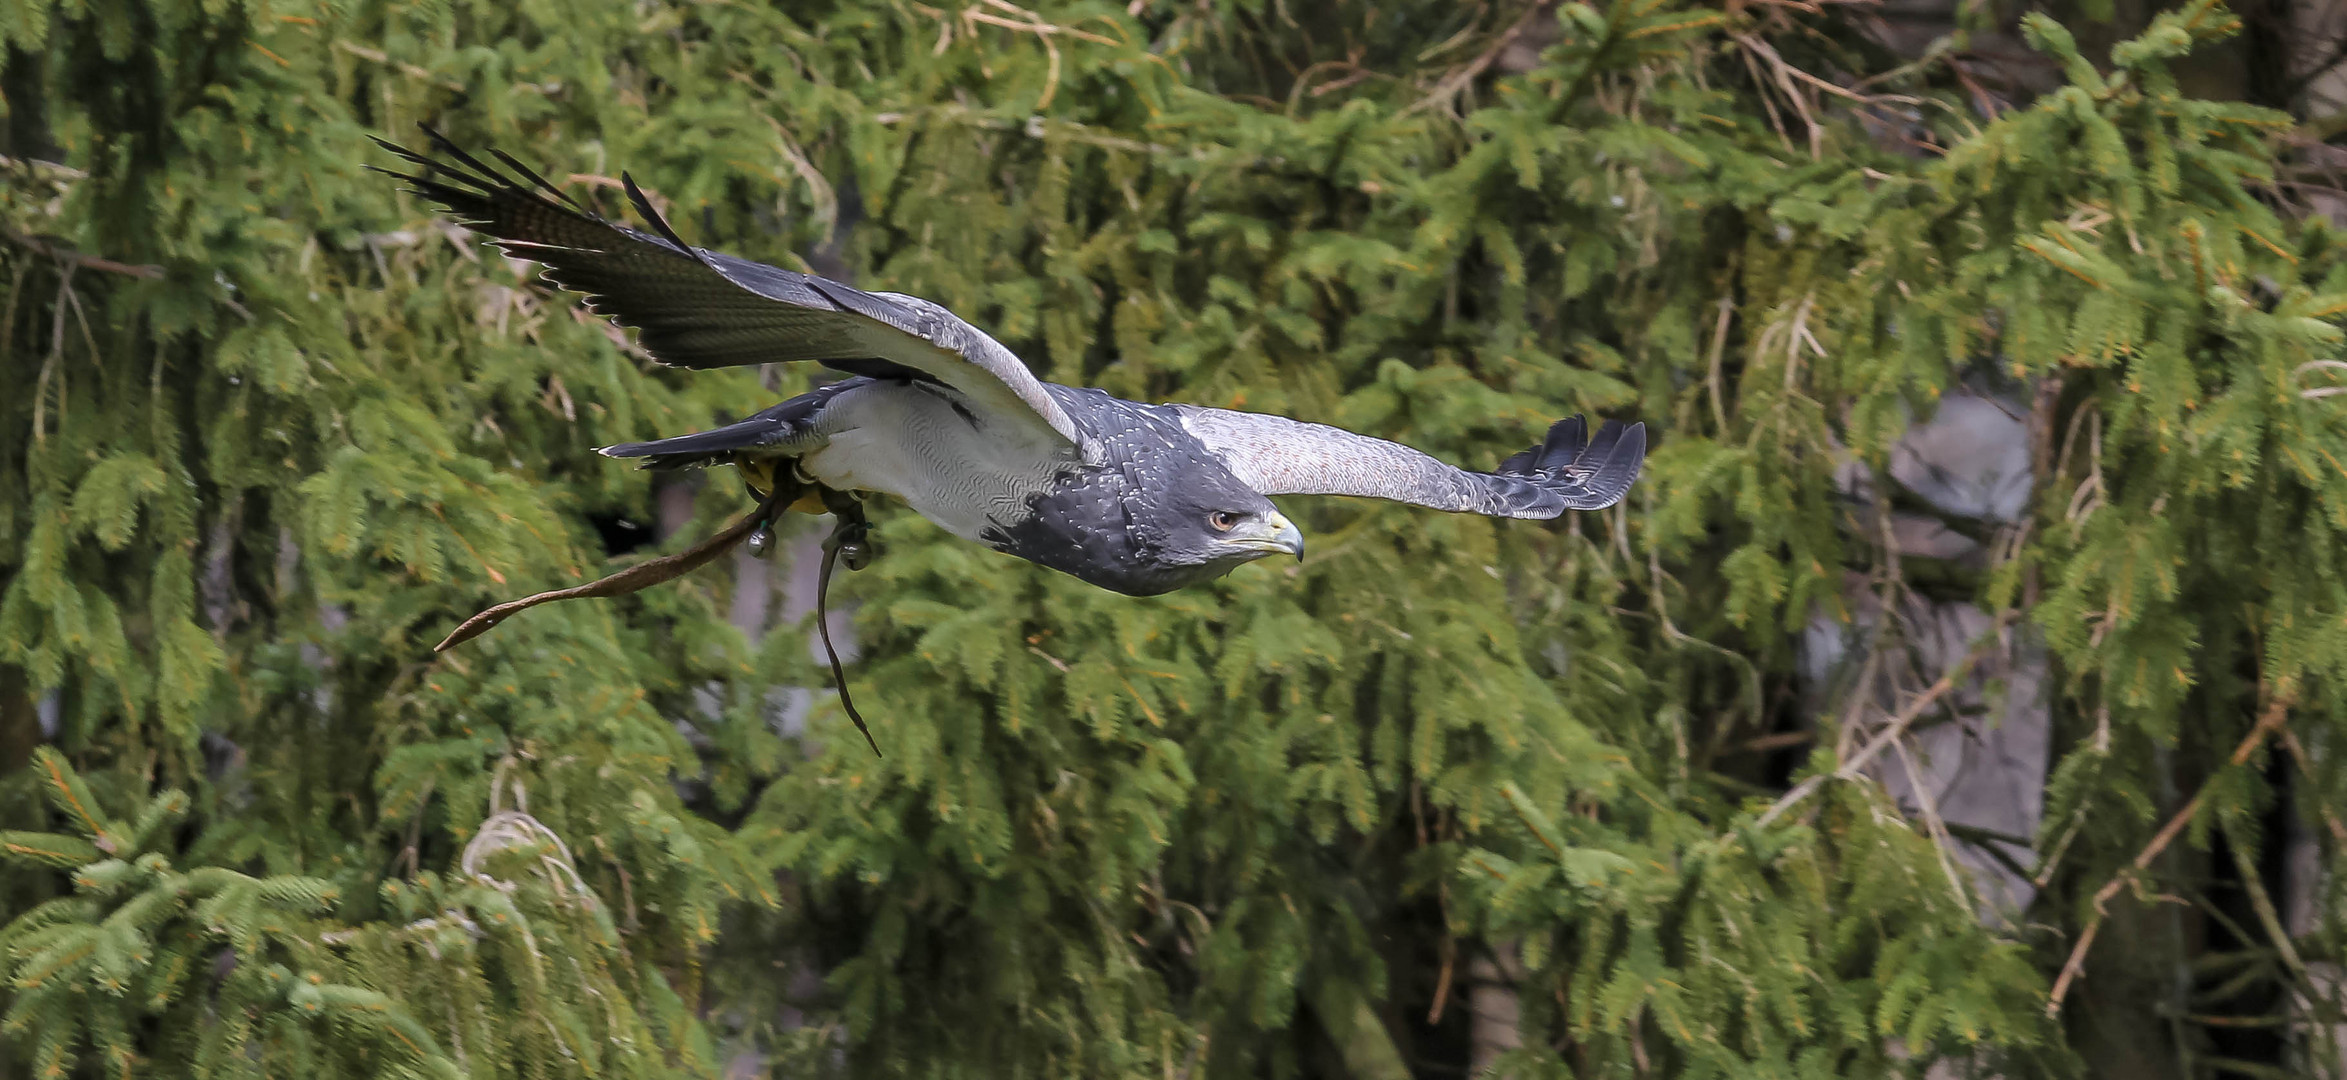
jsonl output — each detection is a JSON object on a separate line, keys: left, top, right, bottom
{"left": 3, "top": 0, "right": 2343, "bottom": 1077}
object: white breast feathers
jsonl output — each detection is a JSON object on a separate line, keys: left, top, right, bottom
{"left": 797, "top": 381, "right": 1073, "bottom": 541}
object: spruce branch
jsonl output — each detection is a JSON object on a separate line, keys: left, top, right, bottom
{"left": 2045, "top": 691, "right": 2297, "bottom": 1018}
{"left": 1308, "top": 979, "right": 1413, "bottom": 1080}
{"left": 959, "top": 0, "right": 1118, "bottom": 46}
{"left": 952, "top": 0, "right": 1121, "bottom": 111}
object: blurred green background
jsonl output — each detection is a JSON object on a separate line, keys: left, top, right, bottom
{"left": 4, "top": 0, "right": 2346, "bottom": 1076}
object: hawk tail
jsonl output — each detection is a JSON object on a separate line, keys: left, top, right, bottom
{"left": 598, "top": 380, "right": 859, "bottom": 470}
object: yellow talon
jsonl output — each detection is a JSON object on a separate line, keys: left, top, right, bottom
{"left": 733, "top": 454, "right": 780, "bottom": 499}
{"left": 733, "top": 453, "right": 831, "bottom": 515}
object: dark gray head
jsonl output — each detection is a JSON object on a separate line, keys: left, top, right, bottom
{"left": 1113, "top": 456, "right": 1301, "bottom": 594}
{"left": 982, "top": 402, "right": 1303, "bottom": 596}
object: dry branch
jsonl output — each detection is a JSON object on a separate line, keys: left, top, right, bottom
{"left": 2045, "top": 692, "right": 2297, "bottom": 1017}
{"left": 1405, "top": 3, "right": 1553, "bottom": 116}
{"left": 3, "top": 232, "right": 163, "bottom": 279}
{"left": 1755, "top": 609, "right": 2020, "bottom": 828}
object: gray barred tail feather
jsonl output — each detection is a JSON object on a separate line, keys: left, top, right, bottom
{"left": 596, "top": 378, "right": 861, "bottom": 470}
{"left": 598, "top": 416, "right": 794, "bottom": 471}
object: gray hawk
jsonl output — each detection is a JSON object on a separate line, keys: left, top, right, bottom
{"left": 378, "top": 128, "right": 1645, "bottom": 599}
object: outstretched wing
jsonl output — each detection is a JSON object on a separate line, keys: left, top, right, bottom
{"left": 1174, "top": 408, "right": 1646, "bottom": 519}
{"left": 371, "top": 128, "right": 1090, "bottom": 454}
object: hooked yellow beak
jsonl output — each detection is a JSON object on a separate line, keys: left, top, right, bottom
{"left": 1226, "top": 510, "right": 1305, "bottom": 561}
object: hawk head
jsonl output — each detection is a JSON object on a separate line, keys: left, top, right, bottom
{"left": 1126, "top": 468, "right": 1303, "bottom": 592}
{"left": 984, "top": 432, "right": 1303, "bottom": 597}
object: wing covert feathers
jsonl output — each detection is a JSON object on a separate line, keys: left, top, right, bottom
{"left": 1175, "top": 407, "right": 1647, "bottom": 519}
{"left": 370, "top": 127, "right": 1088, "bottom": 452}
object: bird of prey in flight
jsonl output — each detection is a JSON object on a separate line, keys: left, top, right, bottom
{"left": 375, "top": 130, "right": 1647, "bottom": 599}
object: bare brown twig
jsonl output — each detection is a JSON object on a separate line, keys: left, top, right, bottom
{"left": 1733, "top": 34, "right": 1822, "bottom": 158}
{"left": 1754, "top": 609, "right": 2019, "bottom": 828}
{"left": 1405, "top": 3, "right": 1552, "bottom": 117}
{"left": 2293, "top": 360, "right": 2347, "bottom": 400}
{"left": 2044, "top": 692, "right": 2297, "bottom": 1018}
{"left": 3, "top": 231, "right": 163, "bottom": 279}
{"left": 2279, "top": 727, "right": 2347, "bottom": 847}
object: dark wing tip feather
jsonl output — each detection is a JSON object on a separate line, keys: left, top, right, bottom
{"left": 488, "top": 145, "right": 592, "bottom": 214}
{"left": 1542, "top": 414, "right": 1591, "bottom": 459}
{"left": 1569, "top": 419, "right": 1625, "bottom": 475}
{"left": 417, "top": 125, "right": 529, "bottom": 184}
{"left": 372, "top": 125, "right": 636, "bottom": 245}
{"left": 620, "top": 170, "right": 710, "bottom": 267}
{"left": 367, "top": 127, "right": 1071, "bottom": 419}
{"left": 1492, "top": 415, "right": 1646, "bottom": 513}
{"left": 1565, "top": 421, "right": 1645, "bottom": 509}
{"left": 1500, "top": 414, "right": 1591, "bottom": 474}
{"left": 366, "top": 134, "right": 421, "bottom": 165}
{"left": 414, "top": 125, "right": 520, "bottom": 195}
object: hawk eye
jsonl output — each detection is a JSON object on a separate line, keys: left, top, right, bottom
{"left": 1208, "top": 511, "right": 1241, "bottom": 532}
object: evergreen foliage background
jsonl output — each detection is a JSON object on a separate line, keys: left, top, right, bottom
{"left": 2, "top": 0, "right": 2343, "bottom": 1076}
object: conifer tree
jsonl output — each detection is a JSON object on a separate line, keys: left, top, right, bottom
{"left": 2, "top": 1, "right": 2342, "bottom": 1078}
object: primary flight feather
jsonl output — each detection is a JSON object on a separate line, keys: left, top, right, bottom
{"left": 374, "top": 129, "right": 1647, "bottom": 597}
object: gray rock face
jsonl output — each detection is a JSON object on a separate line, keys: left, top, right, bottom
{"left": 1886, "top": 393, "right": 2034, "bottom": 524}
{"left": 1801, "top": 385, "right": 2051, "bottom": 922}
